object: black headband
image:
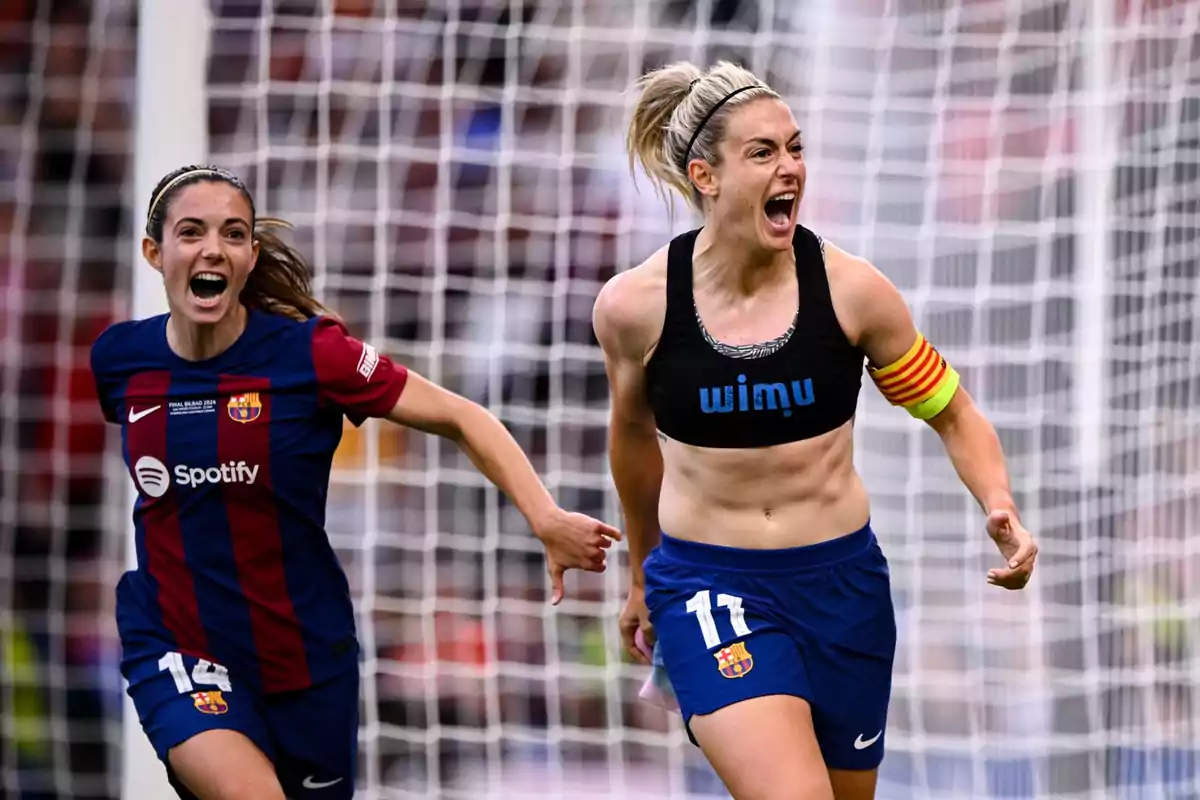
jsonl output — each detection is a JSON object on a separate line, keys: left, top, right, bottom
{"left": 679, "top": 84, "right": 761, "bottom": 175}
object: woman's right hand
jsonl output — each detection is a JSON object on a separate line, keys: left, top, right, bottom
{"left": 620, "top": 584, "right": 656, "bottom": 665}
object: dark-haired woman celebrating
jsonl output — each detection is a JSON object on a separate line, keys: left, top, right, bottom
{"left": 92, "top": 165, "right": 620, "bottom": 800}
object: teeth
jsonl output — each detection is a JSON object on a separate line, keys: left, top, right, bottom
{"left": 769, "top": 193, "right": 796, "bottom": 202}
{"left": 193, "top": 273, "right": 225, "bottom": 282}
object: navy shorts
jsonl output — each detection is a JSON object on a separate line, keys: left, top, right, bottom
{"left": 643, "top": 522, "right": 897, "bottom": 770}
{"left": 123, "top": 649, "right": 358, "bottom": 799}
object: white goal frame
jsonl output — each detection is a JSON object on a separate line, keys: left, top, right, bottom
{"left": 124, "top": 1, "right": 209, "bottom": 797}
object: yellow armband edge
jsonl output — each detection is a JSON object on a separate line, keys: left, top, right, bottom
{"left": 906, "top": 364, "right": 961, "bottom": 420}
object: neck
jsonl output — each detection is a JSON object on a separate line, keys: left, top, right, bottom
{"left": 694, "top": 216, "right": 794, "bottom": 297}
{"left": 166, "top": 304, "right": 248, "bottom": 362}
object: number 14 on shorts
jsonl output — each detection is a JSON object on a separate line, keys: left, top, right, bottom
{"left": 158, "top": 651, "right": 233, "bottom": 694}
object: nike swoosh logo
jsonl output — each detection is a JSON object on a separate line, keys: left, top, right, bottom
{"left": 302, "top": 776, "right": 343, "bottom": 790}
{"left": 854, "top": 730, "right": 883, "bottom": 750}
{"left": 128, "top": 405, "right": 162, "bottom": 423}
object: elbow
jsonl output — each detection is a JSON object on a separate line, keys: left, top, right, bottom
{"left": 445, "top": 396, "right": 489, "bottom": 442}
{"left": 609, "top": 423, "right": 661, "bottom": 459}
{"left": 929, "top": 392, "right": 1004, "bottom": 456}
{"left": 609, "top": 407, "right": 659, "bottom": 441}
{"left": 418, "top": 394, "right": 476, "bottom": 442}
{"left": 925, "top": 386, "right": 978, "bottom": 440}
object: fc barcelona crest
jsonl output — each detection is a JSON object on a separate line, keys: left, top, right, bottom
{"left": 715, "top": 641, "right": 754, "bottom": 679}
{"left": 191, "top": 690, "right": 229, "bottom": 715}
{"left": 227, "top": 393, "right": 262, "bottom": 423}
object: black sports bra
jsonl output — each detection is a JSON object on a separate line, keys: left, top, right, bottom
{"left": 644, "top": 226, "right": 865, "bottom": 449}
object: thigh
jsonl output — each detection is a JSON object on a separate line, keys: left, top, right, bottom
{"left": 168, "top": 730, "right": 286, "bottom": 800}
{"left": 645, "top": 554, "right": 811, "bottom": 742}
{"left": 689, "top": 694, "right": 834, "bottom": 800}
{"left": 265, "top": 667, "right": 360, "bottom": 800}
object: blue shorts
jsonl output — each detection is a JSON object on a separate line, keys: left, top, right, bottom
{"left": 123, "top": 649, "right": 358, "bottom": 799}
{"left": 643, "top": 522, "right": 897, "bottom": 770}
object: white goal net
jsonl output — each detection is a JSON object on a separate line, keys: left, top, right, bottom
{"left": 197, "top": 2, "right": 1199, "bottom": 798}
{"left": 4, "top": 0, "right": 1200, "bottom": 799}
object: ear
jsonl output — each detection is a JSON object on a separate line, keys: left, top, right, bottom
{"left": 249, "top": 238, "right": 261, "bottom": 274}
{"left": 141, "top": 237, "right": 163, "bottom": 273}
{"left": 688, "top": 158, "right": 719, "bottom": 200}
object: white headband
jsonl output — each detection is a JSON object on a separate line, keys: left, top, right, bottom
{"left": 146, "top": 168, "right": 224, "bottom": 224}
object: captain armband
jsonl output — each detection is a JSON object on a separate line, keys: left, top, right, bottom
{"left": 869, "top": 333, "right": 961, "bottom": 420}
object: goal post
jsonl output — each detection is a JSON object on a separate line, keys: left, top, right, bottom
{"left": 1076, "top": 0, "right": 1114, "bottom": 490}
{"left": 124, "top": 0, "right": 209, "bottom": 797}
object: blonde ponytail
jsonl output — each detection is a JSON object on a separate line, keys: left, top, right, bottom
{"left": 625, "top": 60, "right": 778, "bottom": 212}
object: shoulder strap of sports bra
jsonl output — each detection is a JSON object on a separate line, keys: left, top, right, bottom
{"left": 793, "top": 224, "right": 834, "bottom": 309}
{"left": 793, "top": 224, "right": 861, "bottom": 354}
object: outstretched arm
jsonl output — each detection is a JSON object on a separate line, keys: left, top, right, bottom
{"left": 310, "top": 314, "right": 619, "bottom": 603}
{"left": 386, "top": 372, "right": 555, "bottom": 526}
{"left": 836, "top": 251, "right": 1037, "bottom": 589}
{"left": 386, "top": 372, "right": 621, "bottom": 603}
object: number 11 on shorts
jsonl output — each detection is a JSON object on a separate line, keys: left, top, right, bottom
{"left": 686, "top": 589, "right": 752, "bottom": 649}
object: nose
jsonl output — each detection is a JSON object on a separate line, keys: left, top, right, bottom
{"left": 200, "top": 230, "right": 225, "bottom": 261}
{"left": 777, "top": 151, "right": 803, "bottom": 179}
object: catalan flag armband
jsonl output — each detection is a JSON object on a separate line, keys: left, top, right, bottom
{"left": 869, "top": 333, "right": 960, "bottom": 420}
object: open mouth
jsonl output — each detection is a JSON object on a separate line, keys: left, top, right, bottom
{"left": 188, "top": 272, "right": 229, "bottom": 308}
{"left": 764, "top": 192, "right": 796, "bottom": 231}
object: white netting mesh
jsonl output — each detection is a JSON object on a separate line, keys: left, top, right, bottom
{"left": 205, "top": 1, "right": 1198, "bottom": 798}
{"left": 5, "top": 0, "right": 1200, "bottom": 799}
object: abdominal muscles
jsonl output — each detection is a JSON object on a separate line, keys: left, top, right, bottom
{"left": 657, "top": 420, "right": 871, "bottom": 549}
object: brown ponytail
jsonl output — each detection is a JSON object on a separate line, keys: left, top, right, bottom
{"left": 242, "top": 218, "right": 333, "bottom": 321}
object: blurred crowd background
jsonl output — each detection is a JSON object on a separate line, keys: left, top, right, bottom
{"left": 1, "top": 0, "right": 1198, "bottom": 798}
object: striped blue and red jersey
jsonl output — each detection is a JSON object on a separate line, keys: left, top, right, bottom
{"left": 90, "top": 308, "right": 407, "bottom": 693}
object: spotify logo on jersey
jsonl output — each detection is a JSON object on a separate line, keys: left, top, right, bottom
{"left": 132, "top": 456, "right": 261, "bottom": 498}
{"left": 134, "top": 456, "right": 171, "bottom": 498}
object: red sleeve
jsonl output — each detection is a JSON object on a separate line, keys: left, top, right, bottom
{"left": 311, "top": 316, "right": 408, "bottom": 426}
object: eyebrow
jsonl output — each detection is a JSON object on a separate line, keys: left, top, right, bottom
{"left": 745, "top": 131, "right": 802, "bottom": 147}
{"left": 174, "top": 216, "right": 251, "bottom": 229}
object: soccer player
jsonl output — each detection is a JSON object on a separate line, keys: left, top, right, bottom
{"left": 91, "top": 165, "right": 621, "bottom": 800}
{"left": 593, "top": 61, "right": 1038, "bottom": 799}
